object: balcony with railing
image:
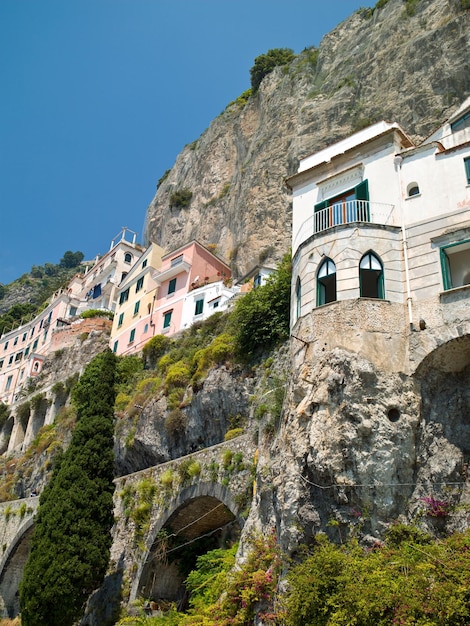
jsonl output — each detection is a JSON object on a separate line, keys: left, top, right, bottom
{"left": 293, "top": 200, "right": 397, "bottom": 254}
{"left": 151, "top": 254, "right": 192, "bottom": 283}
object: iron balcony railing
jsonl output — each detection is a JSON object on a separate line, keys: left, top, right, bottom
{"left": 293, "top": 200, "right": 396, "bottom": 255}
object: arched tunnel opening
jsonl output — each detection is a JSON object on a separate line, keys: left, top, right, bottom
{"left": 137, "top": 495, "right": 241, "bottom": 612}
{"left": 0, "top": 525, "right": 33, "bottom": 619}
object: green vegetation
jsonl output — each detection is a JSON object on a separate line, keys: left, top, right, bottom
{"left": 20, "top": 349, "right": 117, "bottom": 626}
{"left": 116, "top": 522, "right": 470, "bottom": 625}
{"left": 118, "top": 532, "right": 280, "bottom": 625}
{"left": 283, "top": 524, "right": 470, "bottom": 625}
{"left": 404, "top": 0, "right": 419, "bottom": 16}
{"left": 114, "top": 256, "right": 291, "bottom": 423}
{"left": 59, "top": 250, "right": 84, "bottom": 268}
{"left": 226, "top": 88, "right": 252, "bottom": 111}
{"left": 250, "top": 48, "right": 296, "bottom": 92}
{"left": 157, "top": 169, "right": 171, "bottom": 189}
{"left": 0, "top": 251, "right": 85, "bottom": 332}
{"left": 0, "top": 303, "right": 38, "bottom": 335}
{"left": 0, "top": 402, "right": 10, "bottom": 430}
{"left": 80, "top": 308, "right": 114, "bottom": 320}
{"left": 143, "top": 334, "right": 171, "bottom": 369}
{"left": 229, "top": 253, "right": 292, "bottom": 361}
{"left": 169, "top": 188, "right": 193, "bottom": 209}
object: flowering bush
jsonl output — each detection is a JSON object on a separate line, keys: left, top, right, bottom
{"left": 420, "top": 496, "right": 450, "bottom": 517}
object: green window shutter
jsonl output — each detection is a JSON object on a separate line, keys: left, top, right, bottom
{"left": 355, "top": 179, "right": 369, "bottom": 201}
{"left": 314, "top": 200, "right": 329, "bottom": 212}
{"left": 355, "top": 179, "right": 369, "bottom": 221}
{"left": 440, "top": 249, "right": 452, "bottom": 290}
{"left": 163, "top": 311, "right": 172, "bottom": 328}
{"left": 378, "top": 272, "right": 385, "bottom": 299}
{"left": 465, "top": 157, "right": 470, "bottom": 185}
{"left": 168, "top": 278, "right": 177, "bottom": 294}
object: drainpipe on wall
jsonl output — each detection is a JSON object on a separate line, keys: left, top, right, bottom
{"left": 394, "top": 154, "right": 414, "bottom": 330}
{"left": 149, "top": 294, "right": 157, "bottom": 336}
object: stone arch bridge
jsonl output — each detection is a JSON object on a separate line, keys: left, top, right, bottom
{"left": 0, "top": 434, "right": 256, "bottom": 620}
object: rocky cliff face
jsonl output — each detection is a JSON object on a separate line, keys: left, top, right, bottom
{"left": 144, "top": 0, "right": 470, "bottom": 280}
{"left": 241, "top": 344, "right": 470, "bottom": 555}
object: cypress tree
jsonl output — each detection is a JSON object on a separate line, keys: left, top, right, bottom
{"left": 20, "top": 349, "right": 117, "bottom": 626}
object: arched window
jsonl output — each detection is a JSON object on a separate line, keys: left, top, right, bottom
{"left": 295, "top": 277, "right": 302, "bottom": 320}
{"left": 360, "top": 252, "right": 384, "bottom": 299}
{"left": 317, "top": 258, "right": 336, "bottom": 306}
{"left": 407, "top": 182, "right": 420, "bottom": 197}
{"left": 124, "top": 252, "right": 133, "bottom": 264}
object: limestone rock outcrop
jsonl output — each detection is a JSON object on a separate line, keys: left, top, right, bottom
{"left": 144, "top": 0, "right": 470, "bottom": 280}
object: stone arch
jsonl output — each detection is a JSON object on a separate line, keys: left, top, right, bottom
{"left": 131, "top": 481, "right": 244, "bottom": 604}
{"left": 413, "top": 324, "right": 470, "bottom": 377}
{"left": 413, "top": 334, "right": 470, "bottom": 496}
{"left": 0, "top": 517, "right": 35, "bottom": 618}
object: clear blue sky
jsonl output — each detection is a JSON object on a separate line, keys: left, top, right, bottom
{"left": 0, "top": 0, "right": 372, "bottom": 285}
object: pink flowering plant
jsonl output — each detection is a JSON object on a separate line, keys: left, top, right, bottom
{"left": 420, "top": 496, "right": 450, "bottom": 517}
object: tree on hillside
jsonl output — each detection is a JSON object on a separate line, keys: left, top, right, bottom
{"left": 230, "top": 253, "right": 292, "bottom": 361}
{"left": 60, "top": 250, "right": 84, "bottom": 268}
{"left": 0, "top": 303, "right": 37, "bottom": 335}
{"left": 250, "top": 48, "right": 295, "bottom": 92}
{"left": 20, "top": 349, "right": 117, "bottom": 626}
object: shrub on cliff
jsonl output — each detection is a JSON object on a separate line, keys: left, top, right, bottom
{"left": 250, "top": 48, "right": 295, "bottom": 92}
{"left": 20, "top": 349, "right": 117, "bottom": 626}
{"left": 230, "top": 253, "right": 292, "bottom": 362}
{"left": 283, "top": 526, "right": 470, "bottom": 626}
{"left": 169, "top": 188, "right": 193, "bottom": 209}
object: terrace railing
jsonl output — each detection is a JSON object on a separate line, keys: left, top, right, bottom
{"left": 293, "top": 200, "right": 396, "bottom": 255}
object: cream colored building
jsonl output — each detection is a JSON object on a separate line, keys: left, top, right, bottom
{"left": 110, "top": 242, "right": 165, "bottom": 356}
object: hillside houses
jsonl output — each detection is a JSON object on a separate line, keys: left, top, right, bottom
{"left": 0, "top": 232, "right": 239, "bottom": 404}
{"left": 0, "top": 228, "right": 141, "bottom": 405}
{"left": 110, "top": 240, "right": 235, "bottom": 356}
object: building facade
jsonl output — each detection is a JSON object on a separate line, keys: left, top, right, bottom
{"left": 288, "top": 98, "right": 470, "bottom": 373}
{"left": 0, "top": 228, "right": 141, "bottom": 405}
{"left": 110, "top": 241, "right": 234, "bottom": 356}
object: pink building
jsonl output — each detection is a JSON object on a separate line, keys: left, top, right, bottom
{"left": 110, "top": 241, "right": 233, "bottom": 355}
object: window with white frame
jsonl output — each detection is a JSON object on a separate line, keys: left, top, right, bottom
{"left": 195, "top": 299, "right": 204, "bottom": 315}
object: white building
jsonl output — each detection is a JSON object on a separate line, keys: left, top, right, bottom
{"left": 287, "top": 98, "right": 470, "bottom": 337}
